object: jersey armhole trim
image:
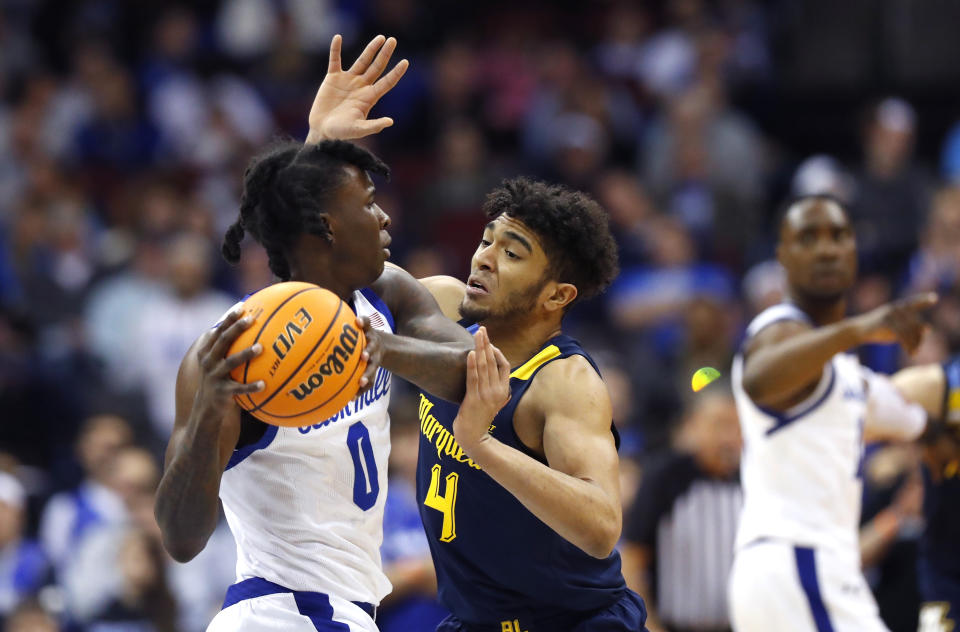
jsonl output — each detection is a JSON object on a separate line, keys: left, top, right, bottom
{"left": 760, "top": 361, "right": 836, "bottom": 436}
{"left": 359, "top": 288, "right": 395, "bottom": 333}
{"left": 225, "top": 425, "right": 279, "bottom": 471}
{"left": 738, "top": 315, "right": 812, "bottom": 356}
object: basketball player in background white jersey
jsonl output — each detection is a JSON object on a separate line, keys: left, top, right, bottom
{"left": 728, "top": 195, "right": 936, "bottom": 632}
{"left": 154, "top": 35, "right": 474, "bottom": 632}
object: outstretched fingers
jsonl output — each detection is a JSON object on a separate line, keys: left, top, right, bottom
{"left": 328, "top": 34, "right": 343, "bottom": 74}
{"left": 902, "top": 292, "right": 939, "bottom": 313}
{"left": 348, "top": 34, "right": 387, "bottom": 74}
{"left": 363, "top": 36, "right": 398, "bottom": 81}
{"left": 373, "top": 58, "right": 409, "bottom": 99}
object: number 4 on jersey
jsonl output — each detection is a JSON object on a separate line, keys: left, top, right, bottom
{"left": 424, "top": 464, "right": 459, "bottom": 542}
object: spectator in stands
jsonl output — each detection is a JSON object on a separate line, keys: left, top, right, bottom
{"left": 0, "top": 473, "right": 48, "bottom": 625}
{"left": 126, "top": 232, "right": 234, "bottom": 441}
{"left": 850, "top": 97, "right": 931, "bottom": 277}
{"left": 906, "top": 186, "right": 960, "bottom": 294}
{"left": 39, "top": 415, "right": 131, "bottom": 577}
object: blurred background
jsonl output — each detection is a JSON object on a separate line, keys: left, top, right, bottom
{"left": 2, "top": 0, "right": 960, "bottom": 630}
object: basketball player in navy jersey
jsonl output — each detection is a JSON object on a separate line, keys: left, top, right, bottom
{"left": 415, "top": 180, "right": 647, "bottom": 632}
{"left": 890, "top": 361, "right": 960, "bottom": 632}
{"left": 155, "top": 35, "right": 475, "bottom": 632}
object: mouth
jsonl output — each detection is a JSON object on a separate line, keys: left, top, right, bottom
{"left": 381, "top": 233, "right": 392, "bottom": 259}
{"left": 812, "top": 267, "right": 843, "bottom": 279}
{"left": 466, "top": 274, "right": 490, "bottom": 297}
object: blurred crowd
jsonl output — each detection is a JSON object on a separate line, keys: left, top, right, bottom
{"left": 2, "top": 0, "right": 960, "bottom": 631}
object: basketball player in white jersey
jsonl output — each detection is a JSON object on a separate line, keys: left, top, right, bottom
{"left": 154, "top": 35, "right": 474, "bottom": 632}
{"left": 728, "top": 195, "right": 936, "bottom": 632}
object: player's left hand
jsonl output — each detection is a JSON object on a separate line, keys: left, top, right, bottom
{"left": 306, "top": 34, "right": 409, "bottom": 143}
{"left": 453, "top": 327, "right": 512, "bottom": 453}
{"left": 357, "top": 316, "right": 383, "bottom": 395}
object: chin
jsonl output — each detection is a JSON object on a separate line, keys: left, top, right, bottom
{"left": 458, "top": 300, "right": 489, "bottom": 324}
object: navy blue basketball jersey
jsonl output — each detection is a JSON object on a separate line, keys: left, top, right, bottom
{"left": 416, "top": 326, "right": 628, "bottom": 628}
{"left": 916, "top": 358, "right": 960, "bottom": 627}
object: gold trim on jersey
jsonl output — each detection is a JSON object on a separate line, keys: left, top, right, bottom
{"left": 510, "top": 345, "right": 561, "bottom": 381}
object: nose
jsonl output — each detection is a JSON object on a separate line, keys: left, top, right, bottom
{"left": 376, "top": 204, "right": 390, "bottom": 229}
{"left": 814, "top": 236, "right": 841, "bottom": 260}
{"left": 474, "top": 242, "right": 496, "bottom": 272}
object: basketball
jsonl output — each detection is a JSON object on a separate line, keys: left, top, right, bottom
{"left": 228, "top": 282, "right": 367, "bottom": 426}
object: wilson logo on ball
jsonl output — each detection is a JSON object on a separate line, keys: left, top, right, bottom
{"left": 288, "top": 323, "right": 361, "bottom": 401}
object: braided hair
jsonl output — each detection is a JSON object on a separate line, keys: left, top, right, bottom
{"left": 222, "top": 140, "right": 390, "bottom": 280}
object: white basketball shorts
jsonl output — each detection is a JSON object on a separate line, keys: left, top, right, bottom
{"left": 728, "top": 539, "right": 887, "bottom": 632}
{"left": 206, "top": 577, "right": 378, "bottom": 632}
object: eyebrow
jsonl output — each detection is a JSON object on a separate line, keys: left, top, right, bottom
{"left": 485, "top": 222, "right": 533, "bottom": 253}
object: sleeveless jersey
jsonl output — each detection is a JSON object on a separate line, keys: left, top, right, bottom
{"left": 918, "top": 357, "right": 960, "bottom": 579}
{"left": 415, "top": 326, "right": 626, "bottom": 625}
{"left": 219, "top": 288, "right": 394, "bottom": 605}
{"left": 732, "top": 303, "right": 869, "bottom": 562}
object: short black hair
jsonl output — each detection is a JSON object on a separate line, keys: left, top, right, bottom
{"left": 222, "top": 139, "right": 389, "bottom": 280}
{"left": 482, "top": 177, "right": 619, "bottom": 302}
{"left": 776, "top": 193, "right": 851, "bottom": 236}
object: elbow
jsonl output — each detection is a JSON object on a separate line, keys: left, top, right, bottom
{"left": 162, "top": 534, "right": 206, "bottom": 563}
{"left": 583, "top": 515, "right": 622, "bottom": 559}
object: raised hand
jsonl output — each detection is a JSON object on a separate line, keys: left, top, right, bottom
{"left": 306, "top": 34, "right": 409, "bottom": 143}
{"left": 453, "top": 327, "right": 512, "bottom": 453}
{"left": 854, "top": 292, "right": 938, "bottom": 354}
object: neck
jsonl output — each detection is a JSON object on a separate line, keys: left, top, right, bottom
{"left": 787, "top": 289, "right": 846, "bottom": 326}
{"left": 289, "top": 260, "right": 356, "bottom": 302}
{"left": 479, "top": 313, "right": 563, "bottom": 369}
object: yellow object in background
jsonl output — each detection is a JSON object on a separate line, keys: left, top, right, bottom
{"left": 692, "top": 367, "right": 721, "bottom": 392}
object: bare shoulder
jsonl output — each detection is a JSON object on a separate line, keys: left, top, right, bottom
{"left": 417, "top": 275, "right": 466, "bottom": 321}
{"left": 370, "top": 262, "right": 420, "bottom": 306}
{"left": 526, "top": 355, "right": 611, "bottom": 421}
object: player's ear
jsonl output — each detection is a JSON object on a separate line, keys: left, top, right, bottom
{"left": 543, "top": 282, "right": 577, "bottom": 313}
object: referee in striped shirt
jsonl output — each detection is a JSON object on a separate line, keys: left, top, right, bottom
{"left": 621, "top": 385, "right": 743, "bottom": 632}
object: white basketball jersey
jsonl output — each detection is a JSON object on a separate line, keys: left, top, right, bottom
{"left": 732, "top": 303, "right": 868, "bottom": 562}
{"left": 219, "top": 288, "right": 394, "bottom": 604}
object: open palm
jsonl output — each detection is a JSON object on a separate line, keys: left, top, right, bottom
{"left": 306, "top": 34, "right": 409, "bottom": 143}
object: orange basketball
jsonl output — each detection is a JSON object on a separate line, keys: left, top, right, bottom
{"left": 228, "top": 282, "right": 367, "bottom": 426}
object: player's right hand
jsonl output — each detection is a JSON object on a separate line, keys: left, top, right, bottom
{"left": 854, "top": 292, "right": 938, "bottom": 354}
{"left": 194, "top": 309, "right": 265, "bottom": 410}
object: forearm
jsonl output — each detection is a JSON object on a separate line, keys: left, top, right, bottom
{"left": 859, "top": 509, "right": 901, "bottom": 568}
{"left": 155, "top": 405, "right": 226, "bottom": 562}
{"left": 381, "top": 335, "right": 471, "bottom": 402}
{"left": 465, "top": 436, "right": 620, "bottom": 558}
{"left": 745, "top": 319, "right": 862, "bottom": 405}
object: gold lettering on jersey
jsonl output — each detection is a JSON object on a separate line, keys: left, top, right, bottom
{"left": 500, "top": 620, "right": 528, "bottom": 632}
{"left": 918, "top": 602, "right": 954, "bottom": 632}
{"left": 418, "top": 393, "right": 482, "bottom": 470}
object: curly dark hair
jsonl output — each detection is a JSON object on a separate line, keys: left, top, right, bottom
{"left": 482, "top": 177, "right": 619, "bottom": 302}
{"left": 222, "top": 139, "right": 389, "bottom": 280}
